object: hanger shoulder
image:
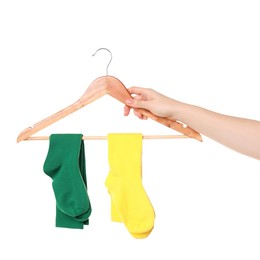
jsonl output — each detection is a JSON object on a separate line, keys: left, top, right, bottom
{"left": 134, "top": 108, "right": 203, "bottom": 142}
{"left": 17, "top": 77, "right": 110, "bottom": 143}
{"left": 104, "top": 77, "right": 203, "bottom": 141}
{"left": 17, "top": 101, "right": 82, "bottom": 143}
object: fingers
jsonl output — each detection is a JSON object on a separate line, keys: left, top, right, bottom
{"left": 124, "top": 105, "right": 148, "bottom": 120}
{"left": 124, "top": 105, "right": 131, "bottom": 116}
{"left": 134, "top": 110, "right": 148, "bottom": 120}
{"left": 125, "top": 88, "right": 148, "bottom": 107}
{"left": 124, "top": 86, "right": 151, "bottom": 120}
{"left": 125, "top": 98, "right": 141, "bottom": 108}
{"left": 127, "top": 86, "right": 147, "bottom": 95}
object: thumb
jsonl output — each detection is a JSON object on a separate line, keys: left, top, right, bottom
{"left": 125, "top": 98, "right": 149, "bottom": 110}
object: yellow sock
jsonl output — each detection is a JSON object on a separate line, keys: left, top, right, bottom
{"left": 105, "top": 133, "right": 155, "bottom": 238}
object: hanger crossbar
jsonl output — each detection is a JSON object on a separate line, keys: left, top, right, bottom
{"left": 24, "top": 135, "right": 190, "bottom": 141}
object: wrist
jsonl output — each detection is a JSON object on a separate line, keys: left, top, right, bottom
{"left": 166, "top": 99, "right": 187, "bottom": 121}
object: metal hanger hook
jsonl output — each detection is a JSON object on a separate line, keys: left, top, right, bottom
{"left": 92, "top": 48, "right": 112, "bottom": 76}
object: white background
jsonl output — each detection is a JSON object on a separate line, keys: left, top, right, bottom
{"left": 0, "top": 0, "right": 260, "bottom": 259}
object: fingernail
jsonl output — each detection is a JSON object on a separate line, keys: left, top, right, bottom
{"left": 126, "top": 99, "right": 133, "bottom": 104}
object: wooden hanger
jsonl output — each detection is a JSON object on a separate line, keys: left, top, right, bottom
{"left": 17, "top": 48, "right": 202, "bottom": 143}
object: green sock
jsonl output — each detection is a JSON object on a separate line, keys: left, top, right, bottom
{"left": 43, "top": 134, "right": 91, "bottom": 229}
{"left": 54, "top": 137, "right": 90, "bottom": 228}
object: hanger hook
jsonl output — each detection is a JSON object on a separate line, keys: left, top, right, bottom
{"left": 92, "top": 48, "right": 112, "bottom": 76}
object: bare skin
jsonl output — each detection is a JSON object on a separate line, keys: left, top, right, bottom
{"left": 124, "top": 87, "right": 260, "bottom": 160}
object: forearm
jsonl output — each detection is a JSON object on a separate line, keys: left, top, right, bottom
{"left": 171, "top": 101, "right": 260, "bottom": 160}
{"left": 125, "top": 87, "right": 260, "bottom": 160}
